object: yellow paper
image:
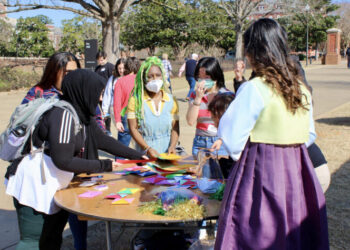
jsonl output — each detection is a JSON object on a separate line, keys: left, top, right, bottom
{"left": 158, "top": 153, "right": 182, "bottom": 160}
{"left": 112, "top": 199, "right": 130, "bottom": 205}
{"left": 128, "top": 188, "right": 140, "bottom": 194}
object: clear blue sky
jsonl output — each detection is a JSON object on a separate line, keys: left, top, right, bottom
{"left": 7, "top": 0, "right": 350, "bottom": 28}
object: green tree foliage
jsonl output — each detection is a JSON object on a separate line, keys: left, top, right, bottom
{"left": 121, "top": 0, "right": 235, "bottom": 56}
{"left": 279, "top": 0, "right": 339, "bottom": 51}
{"left": 0, "top": 19, "right": 14, "bottom": 56}
{"left": 121, "top": 0, "right": 188, "bottom": 56}
{"left": 60, "top": 16, "right": 102, "bottom": 54}
{"left": 11, "top": 15, "right": 54, "bottom": 57}
{"left": 186, "top": 0, "right": 236, "bottom": 52}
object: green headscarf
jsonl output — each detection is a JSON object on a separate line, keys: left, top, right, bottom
{"left": 125, "top": 56, "right": 168, "bottom": 125}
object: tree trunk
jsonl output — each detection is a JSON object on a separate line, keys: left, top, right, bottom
{"left": 102, "top": 18, "right": 120, "bottom": 64}
{"left": 147, "top": 47, "right": 155, "bottom": 56}
{"left": 235, "top": 23, "right": 244, "bottom": 59}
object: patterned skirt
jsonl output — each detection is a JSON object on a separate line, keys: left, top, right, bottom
{"left": 215, "top": 141, "right": 329, "bottom": 250}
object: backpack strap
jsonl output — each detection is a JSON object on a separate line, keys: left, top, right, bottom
{"left": 53, "top": 100, "right": 82, "bottom": 135}
{"left": 34, "top": 86, "right": 43, "bottom": 99}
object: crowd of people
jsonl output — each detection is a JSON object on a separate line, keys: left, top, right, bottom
{"left": 3, "top": 18, "right": 330, "bottom": 250}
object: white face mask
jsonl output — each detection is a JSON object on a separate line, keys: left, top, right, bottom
{"left": 145, "top": 79, "right": 163, "bottom": 93}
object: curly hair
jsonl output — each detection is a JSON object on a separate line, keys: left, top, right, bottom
{"left": 244, "top": 18, "right": 308, "bottom": 113}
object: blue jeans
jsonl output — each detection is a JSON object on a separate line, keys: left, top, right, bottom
{"left": 118, "top": 115, "right": 131, "bottom": 147}
{"left": 68, "top": 213, "right": 87, "bottom": 250}
{"left": 348, "top": 56, "right": 350, "bottom": 68}
{"left": 192, "top": 135, "right": 227, "bottom": 158}
{"left": 167, "top": 77, "right": 172, "bottom": 93}
{"left": 186, "top": 76, "right": 196, "bottom": 98}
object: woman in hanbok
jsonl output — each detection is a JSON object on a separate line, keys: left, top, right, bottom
{"left": 212, "top": 18, "right": 329, "bottom": 250}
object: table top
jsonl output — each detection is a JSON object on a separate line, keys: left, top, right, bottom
{"left": 54, "top": 156, "right": 222, "bottom": 224}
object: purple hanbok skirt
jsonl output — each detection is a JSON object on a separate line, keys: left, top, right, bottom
{"left": 215, "top": 141, "right": 329, "bottom": 250}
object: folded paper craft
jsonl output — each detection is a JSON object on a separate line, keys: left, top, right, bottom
{"left": 112, "top": 198, "right": 135, "bottom": 205}
{"left": 158, "top": 153, "right": 182, "bottom": 161}
{"left": 117, "top": 188, "right": 140, "bottom": 195}
{"left": 105, "top": 193, "right": 128, "bottom": 199}
{"left": 78, "top": 191, "right": 102, "bottom": 198}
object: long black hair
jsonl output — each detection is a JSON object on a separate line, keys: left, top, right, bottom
{"left": 194, "top": 57, "right": 225, "bottom": 88}
{"left": 113, "top": 58, "right": 126, "bottom": 79}
{"left": 243, "top": 18, "right": 306, "bottom": 112}
{"left": 37, "top": 52, "right": 81, "bottom": 90}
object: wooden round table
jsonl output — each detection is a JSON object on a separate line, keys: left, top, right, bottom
{"left": 54, "top": 157, "right": 222, "bottom": 249}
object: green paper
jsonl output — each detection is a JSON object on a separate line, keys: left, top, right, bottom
{"left": 153, "top": 207, "right": 166, "bottom": 216}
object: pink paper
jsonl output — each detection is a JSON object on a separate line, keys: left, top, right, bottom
{"left": 124, "top": 165, "right": 144, "bottom": 171}
{"left": 104, "top": 193, "right": 128, "bottom": 199}
{"left": 144, "top": 175, "right": 167, "bottom": 184}
{"left": 78, "top": 191, "right": 102, "bottom": 198}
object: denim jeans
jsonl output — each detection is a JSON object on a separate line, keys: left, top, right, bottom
{"left": 192, "top": 135, "right": 227, "bottom": 158}
{"left": 68, "top": 213, "right": 87, "bottom": 250}
{"left": 348, "top": 56, "right": 350, "bottom": 68}
{"left": 118, "top": 115, "right": 131, "bottom": 147}
{"left": 186, "top": 76, "right": 196, "bottom": 98}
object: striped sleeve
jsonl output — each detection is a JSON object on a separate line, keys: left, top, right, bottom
{"left": 59, "top": 110, "right": 74, "bottom": 144}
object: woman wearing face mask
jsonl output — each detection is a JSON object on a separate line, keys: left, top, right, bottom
{"left": 186, "top": 57, "right": 234, "bottom": 158}
{"left": 127, "top": 56, "right": 179, "bottom": 159}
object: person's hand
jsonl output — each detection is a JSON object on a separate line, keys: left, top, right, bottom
{"left": 210, "top": 139, "right": 223, "bottom": 152}
{"left": 147, "top": 148, "right": 159, "bottom": 158}
{"left": 234, "top": 60, "right": 245, "bottom": 82}
{"left": 112, "top": 161, "right": 123, "bottom": 171}
{"left": 167, "top": 145, "right": 176, "bottom": 154}
{"left": 142, "top": 155, "right": 149, "bottom": 160}
{"left": 194, "top": 80, "right": 206, "bottom": 101}
{"left": 116, "top": 122, "right": 124, "bottom": 132}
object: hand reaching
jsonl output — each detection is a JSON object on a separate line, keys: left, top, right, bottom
{"left": 210, "top": 139, "right": 223, "bottom": 152}
{"left": 147, "top": 148, "right": 159, "bottom": 158}
{"left": 234, "top": 60, "right": 245, "bottom": 82}
{"left": 116, "top": 122, "right": 125, "bottom": 132}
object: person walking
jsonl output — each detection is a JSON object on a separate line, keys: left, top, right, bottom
{"left": 179, "top": 53, "right": 198, "bottom": 101}
{"left": 161, "top": 53, "right": 173, "bottom": 93}
{"left": 212, "top": 18, "right": 328, "bottom": 249}
{"left": 346, "top": 45, "right": 350, "bottom": 69}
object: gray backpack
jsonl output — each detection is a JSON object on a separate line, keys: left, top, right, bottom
{"left": 0, "top": 97, "right": 81, "bottom": 161}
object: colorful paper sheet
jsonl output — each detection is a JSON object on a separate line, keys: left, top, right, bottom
{"left": 78, "top": 191, "right": 102, "bottom": 198}
{"left": 117, "top": 188, "right": 140, "bottom": 195}
{"left": 104, "top": 193, "right": 128, "bottom": 199}
{"left": 158, "top": 153, "right": 182, "bottom": 161}
{"left": 143, "top": 175, "right": 167, "bottom": 184}
{"left": 112, "top": 198, "right": 135, "bottom": 205}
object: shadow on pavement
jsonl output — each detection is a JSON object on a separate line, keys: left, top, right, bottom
{"left": 315, "top": 117, "right": 350, "bottom": 126}
{"left": 325, "top": 159, "right": 350, "bottom": 249}
{"left": 0, "top": 209, "right": 18, "bottom": 250}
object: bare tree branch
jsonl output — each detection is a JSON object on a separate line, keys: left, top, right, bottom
{"left": 61, "top": 0, "right": 102, "bottom": 17}
{"left": 1, "top": 3, "right": 102, "bottom": 19}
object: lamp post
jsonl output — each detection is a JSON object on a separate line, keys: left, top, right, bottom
{"left": 305, "top": 4, "right": 310, "bottom": 66}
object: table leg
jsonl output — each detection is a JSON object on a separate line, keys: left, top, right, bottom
{"left": 105, "top": 221, "right": 112, "bottom": 250}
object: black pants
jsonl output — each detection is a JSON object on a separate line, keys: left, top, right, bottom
{"left": 14, "top": 198, "right": 69, "bottom": 250}
{"left": 105, "top": 117, "right": 111, "bottom": 132}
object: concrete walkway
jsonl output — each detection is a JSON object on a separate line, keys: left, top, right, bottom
{"left": 0, "top": 59, "right": 349, "bottom": 249}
